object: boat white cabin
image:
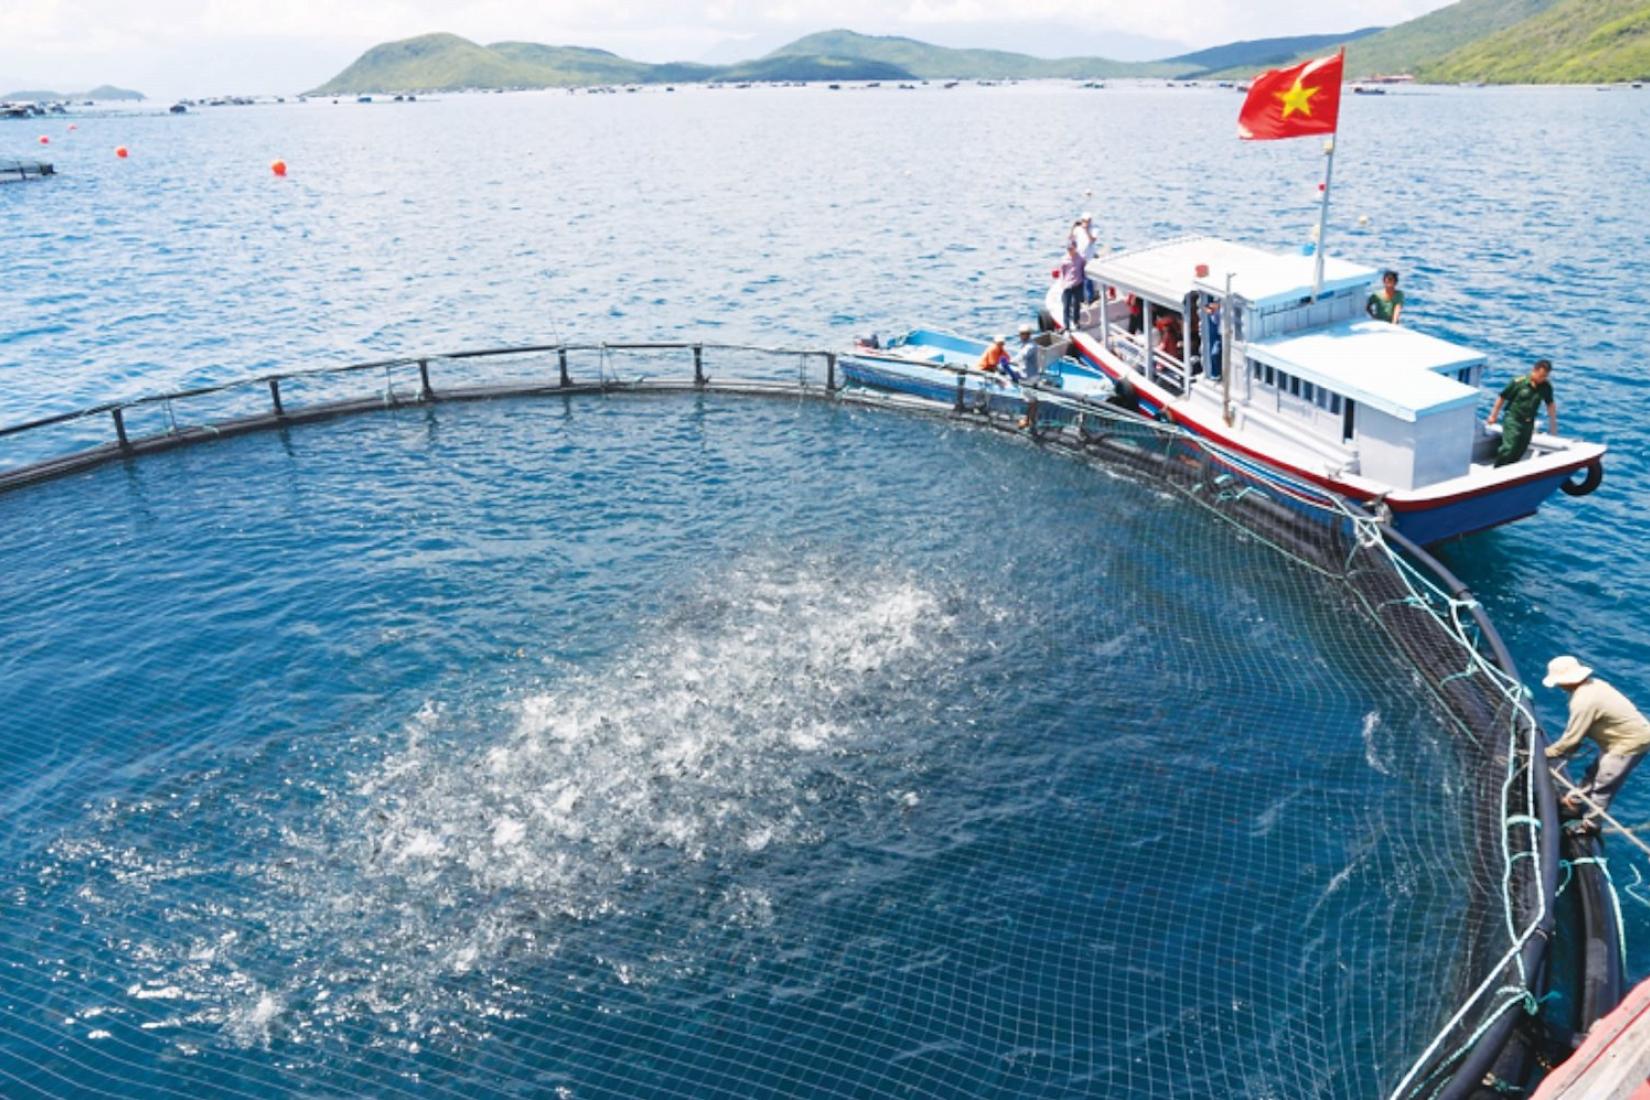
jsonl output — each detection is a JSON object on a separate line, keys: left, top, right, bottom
{"left": 1046, "top": 236, "right": 1605, "bottom": 543}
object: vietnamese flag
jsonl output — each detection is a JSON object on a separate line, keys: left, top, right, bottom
{"left": 1237, "top": 51, "right": 1344, "bottom": 140}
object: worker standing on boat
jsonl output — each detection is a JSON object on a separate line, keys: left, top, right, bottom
{"left": 1059, "top": 241, "right": 1086, "bottom": 332}
{"left": 1366, "top": 269, "right": 1404, "bottom": 324}
{"left": 1070, "top": 213, "right": 1100, "bottom": 302}
{"left": 1014, "top": 323, "right": 1041, "bottom": 384}
{"left": 1487, "top": 359, "right": 1557, "bottom": 466}
{"left": 1542, "top": 655, "right": 1650, "bottom": 829}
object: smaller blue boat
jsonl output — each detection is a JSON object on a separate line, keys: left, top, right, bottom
{"left": 840, "top": 328, "right": 1112, "bottom": 407}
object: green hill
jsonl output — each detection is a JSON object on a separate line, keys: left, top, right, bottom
{"left": 2, "top": 84, "right": 144, "bottom": 101}
{"left": 766, "top": 27, "right": 1407, "bottom": 80}
{"left": 765, "top": 29, "right": 1177, "bottom": 79}
{"left": 1202, "top": 0, "right": 1560, "bottom": 79}
{"left": 309, "top": 32, "right": 910, "bottom": 94}
{"left": 311, "top": 33, "right": 531, "bottom": 93}
{"left": 1163, "top": 28, "right": 1380, "bottom": 75}
{"left": 1421, "top": 0, "right": 1650, "bottom": 82}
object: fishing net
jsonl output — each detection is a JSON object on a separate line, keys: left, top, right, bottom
{"left": 0, "top": 348, "right": 1556, "bottom": 1099}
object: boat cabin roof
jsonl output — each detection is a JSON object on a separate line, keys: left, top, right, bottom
{"left": 1088, "top": 236, "right": 1377, "bottom": 308}
{"left": 1246, "top": 319, "right": 1484, "bottom": 421}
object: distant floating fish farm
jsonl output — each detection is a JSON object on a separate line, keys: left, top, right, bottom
{"left": 0, "top": 156, "right": 54, "bottom": 181}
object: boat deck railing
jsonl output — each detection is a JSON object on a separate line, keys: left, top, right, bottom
{"left": 0, "top": 338, "right": 1590, "bottom": 1099}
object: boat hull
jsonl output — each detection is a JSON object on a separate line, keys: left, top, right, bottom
{"left": 1066, "top": 335, "right": 1599, "bottom": 544}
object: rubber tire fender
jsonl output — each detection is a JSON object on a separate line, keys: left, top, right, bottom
{"left": 1560, "top": 460, "right": 1603, "bottom": 498}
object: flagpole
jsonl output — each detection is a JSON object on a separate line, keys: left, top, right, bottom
{"left": 1311, "top": 49, "right": 1345, "bottom": 301}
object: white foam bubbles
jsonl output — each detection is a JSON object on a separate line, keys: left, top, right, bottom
{"left": 50, "top": 554, "right": 989, "bottom": 1056}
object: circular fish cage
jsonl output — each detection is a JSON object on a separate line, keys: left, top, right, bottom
{"left": 0, "top": 344, "right": 1591, "bottom": 1099}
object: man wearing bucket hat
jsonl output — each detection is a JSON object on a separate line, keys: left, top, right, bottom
{"left": 1542, "top": 655, "right": 1650, "bottom": 826}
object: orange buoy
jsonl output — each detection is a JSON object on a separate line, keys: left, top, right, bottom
{"left": 38, "top": 135, "right": 49, "bottom": 144}
{"left": 115, "top": 146, "right": 129, "bottom": 158}
{"left": 68, "top": 123, "right": 78, "bottom": 131}
{"left": 270, "top": 158, "right": 287, "bottom": 177}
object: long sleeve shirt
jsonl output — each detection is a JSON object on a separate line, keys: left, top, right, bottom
{"left": 1545, "top": 678, "right": 1650, "bottom": 759}
{"left": 1060, "top": 253, "right": 1086, "bottom": 290}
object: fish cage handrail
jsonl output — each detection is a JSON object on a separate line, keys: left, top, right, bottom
{"left": 0, "top": 341, "right": 838, "bottom": 441}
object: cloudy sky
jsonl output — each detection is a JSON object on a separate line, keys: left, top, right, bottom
{"left": 3, "top": 0, "right": 1457, "bottom": 98}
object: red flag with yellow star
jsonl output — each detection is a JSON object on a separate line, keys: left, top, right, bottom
{"left": 1237, "top": 52, "right": 1344, "bottom": 140}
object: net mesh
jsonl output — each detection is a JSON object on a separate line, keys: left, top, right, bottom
{"left": 0, "top": 347, "right": 1561, "bottom": 1099}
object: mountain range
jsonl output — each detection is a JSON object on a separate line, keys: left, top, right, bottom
{"left": 310, "top": 0, "right": 1650, "bottom": 95}
{"left": 1, "top": 84, "right": 145, "bottom": 102}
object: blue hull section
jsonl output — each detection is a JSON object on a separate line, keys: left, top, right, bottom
{"left": 1390, "top": 471, "right": 1570, "bottom": 544}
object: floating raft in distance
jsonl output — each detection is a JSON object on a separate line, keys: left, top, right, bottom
{"left": 0, "top": 157, "right": 55, "bottom": 182}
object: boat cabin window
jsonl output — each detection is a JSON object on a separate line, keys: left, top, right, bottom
{"left": 1247, "top": 358, "right": 1349, "bottom": 430}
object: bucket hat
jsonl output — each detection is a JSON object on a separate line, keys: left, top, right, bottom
{"left": 1543, "top": 655, "right": 1593, "bottom": 688}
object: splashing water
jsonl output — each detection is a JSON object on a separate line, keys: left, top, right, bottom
{"left": 36, "top": 557, "right": 992, "bottom": 1059}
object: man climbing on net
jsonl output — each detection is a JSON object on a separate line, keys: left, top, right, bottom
{"left": 1542, "top": 654, "right": 1650, "bottom": 832}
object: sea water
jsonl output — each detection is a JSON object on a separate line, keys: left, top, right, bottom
{"left": 2, "top": 82, "right": 1648, "bottom": 1095}
{"left": 0, "top": 397, "right": 1503, "bottom": 1096}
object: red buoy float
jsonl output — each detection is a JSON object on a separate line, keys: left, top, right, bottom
{"left": 271, "top": 158, "right": 287, "bottom": 177}
{"left": 38, "top": 135, "right": 49, "bottom": 145}
{"left": 115, "top": 146, "right": 129, "bottom": 158}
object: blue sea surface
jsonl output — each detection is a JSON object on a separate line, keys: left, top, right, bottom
{"left": 2, "top": 82, "right": 1649, "bottom": 1094}
{"left": 0, "top": 397, "right": 1508, "bottom": 1097}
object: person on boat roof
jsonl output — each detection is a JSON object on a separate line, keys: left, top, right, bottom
{"left": 976, "top": 334, "right": 1019, "bottom": 381}
{"left": 1542, "top": 655, "right": 1650, "bottom": 831}
{"left": 1487, "top": 359, "right": 1557, "bottom": 466}
{"left": 1366, "top": 269, "right": 1404, "bottom": 324}
{"left": 1059, "top": 241, "right": 1087, "bottom": 332}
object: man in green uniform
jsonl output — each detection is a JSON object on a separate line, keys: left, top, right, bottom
{"left": 1487, "top": 358, "right": 1557, "bottom": 467}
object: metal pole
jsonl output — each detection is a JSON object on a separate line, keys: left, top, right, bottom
{"left": 692, "top": 343, "right": 705, "bottom": 386}
{"left": 1099, "top": 283, "right": 1111, "bottom": 352}
{"left": 1312, "top": 135, "right": 1337, "bottom": 301}
{"left": 111, "top": 407, "right": 130, "bottom": 450}
{"left": 1142, "top": 299, "right": 1154, "bottom": 386}
{"left": 558, "top": 348, "right": 570, "bottom": 387}
{"left": 825, "top": 352, "right": 837, "bottom": 393}
{"left": 268, "top": 377, "right": 285, "bottom": 417}
{"left": 417, "top": 359, "right": 434, "bottom": 401}
{"left": 1221, "top": 274, "right": 1235, "bottom": 425}
{"left": 1182, "top": 297, "right": 1193, "bottom": 390}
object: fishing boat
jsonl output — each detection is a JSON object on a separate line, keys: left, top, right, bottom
{"left": 1041, "top": 235, "right": 1606, "bottom": 544}
{"left": 840, "top": 329, "right": 1107, "bottom": 407}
